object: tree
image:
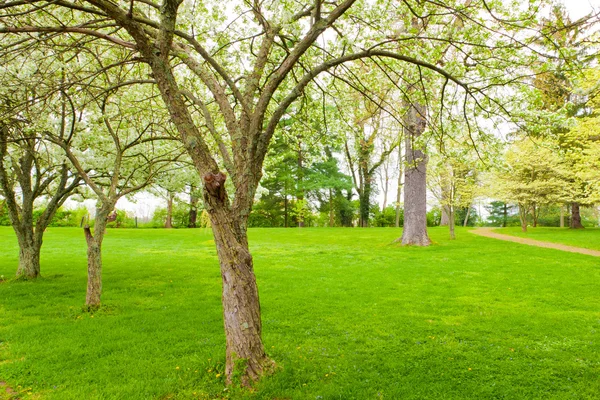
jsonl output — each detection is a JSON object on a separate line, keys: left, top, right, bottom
{"left": 1, "top": 0, "right": 587, "bottom": 384}
{"left": 48, "top": 72, "right": 183, "bottom": 309}
{"left": 494, "top": 137, "right": 567, "bottom": 232}
{"left": 0, "top": 65, "right": 81, "bottom": 279}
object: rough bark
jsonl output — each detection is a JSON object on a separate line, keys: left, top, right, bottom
{"left": 570, "top": 202, "right": 584, "bottom": 229}
{"left": 203, "top": 173, "right": 274, "bottom": 385}
{"left": 15, "top": 234, "right": 42, "bottom": 279}
{"left": 399, "top": 104, "right": 431, "bottom": 246}
{"left": 84, "top": 203, "right": 113, "bottom": 310}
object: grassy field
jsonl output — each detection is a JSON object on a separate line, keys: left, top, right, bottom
{"left": 493, "top": 227, "right": 600, "bottom": 251}
{"left": 0, "top": 226, "right": 599, "bottom": 400}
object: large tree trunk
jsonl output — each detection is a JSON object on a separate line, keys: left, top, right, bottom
{"left": 570, "top": 202, "right": 584, "bottom": 229}
{"left": 440, "top": 207, "right": 450, "bottom": 226}
{"left": 84, "top": 203, "right": 112, "bottom": 310}
{"left": 202, "top": 173, "right": 274, "bottom": 385}
{"left": 399, "top": 104, "right": 431, "bottom": 246}
{"left": 15, "top": 232, "right": 41, "bottom": 279}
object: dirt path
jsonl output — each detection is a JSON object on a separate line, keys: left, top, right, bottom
{"left": 470, "top": 228, "right": 600, "bottom": 257}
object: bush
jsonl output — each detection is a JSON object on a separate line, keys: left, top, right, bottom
{"left": 427, "top": 207, "right": 442, "bottom": 227}
{"left": 373, "top": 206, "right": 401, "bottom": 227}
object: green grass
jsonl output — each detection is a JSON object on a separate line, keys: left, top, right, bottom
{"left": 493, "top": 227, "right": 600, "bottom": 251}
{"left": 0, "top": 226, "right": 599, "bottom": 399}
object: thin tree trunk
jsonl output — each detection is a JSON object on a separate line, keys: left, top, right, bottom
{"left": 518, "top": 204, "right": 528, "bottom": 232}
{"left": 570, "top": 202, "right": 584, "bottom": 229}
{"left": 189, "top": 185, "right": 198, "bottom": 228}
{"left": 560, "top": 205, "right": 564, "bottom": 228}
{"left": 503, "top": 203, "right": 508, "bottom": 228}
{"left": 297, "top": 139, "right": 304, "bottom": 228}
{"left": 399, "top": 103, "right": 431, "bottom": 246}
{"left": 84, "top": 203, "right": 112, "bottom": 310}
{"left": 463, "top": 205, "right": 470, "bottom": 227}
{"left": 359, "top": 179, "right": 371, "bottom": 227}
{"left": 165, "top": 192, "right": 174, "bottom": 229}
{"left": 448, "top": 206, "right": 456, "bottom": 240}
{"left": 203, "top": 173, "right": 274, "bottom": 385}
{"left": 329, "top": 188, "right": 334, "bottom": 227}
{"left": 531, "top": 203, "right": 538, "bottom": 228}
{"left": 395, "top": 142, "right": 403, "bottom": 228}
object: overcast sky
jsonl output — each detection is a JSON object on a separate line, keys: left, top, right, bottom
{"left": 564, "top": 1, "right": 598, "bottom": 19}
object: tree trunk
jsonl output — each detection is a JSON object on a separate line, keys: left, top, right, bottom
{"left": 570, "top": 202, "right": 584, "bottom": 229}
{"left": 84, "top": 203, "right": 112, "bottom": 310}
{"left": 297, "top": 139, "right": 305, "bottom": 228}
{"left": 359, "top": 179, "right": 371, "bottom": 227}
{"left": 518, "top": 204, "right": 528, "bottom": 232}
{"left": 440, "top": 207, "right": 450, "bottom": 226}
{"left": 165, "top": 192, "right": 174, "bottom": 229}
{"left": 463, "top": 205, "right": 470, "bottom": 227}
{"left": 188, "top": 185, "right": 198, "bottom": 228}
{"left": 329, "top": 188, "right": 334, "bottom": 227}
{"left": 15, "top": 233, "right": 41, "bottom": 279}
{"left": 399, "top": 104, "right": 431, "bottom": 246}
{"left": 560, "top": 205, "right": 564, "bottom": 228}
{"left": 531, "top": 203, "right": 538, "bottom": 228}
{"left": 203, "top": 173, "right": 273, "bottom": 385}
{"left": 503, "top": 203, "right": 508, "bottom": 227}
{"left": 395, "top": 143, "right": 403, "bottom": 228}
{"left": 448, "top": 206, "right": 456, "bottom": 240}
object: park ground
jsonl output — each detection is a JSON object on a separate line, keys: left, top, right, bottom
{"left": 0, "top": 227, "right": 599, "bottom": 399}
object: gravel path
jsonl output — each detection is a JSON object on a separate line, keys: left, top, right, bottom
{"left": 470, "top": 228, "right": 600, "bottom": 257}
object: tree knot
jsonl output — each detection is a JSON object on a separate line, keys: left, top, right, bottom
{"left": 203, "top": 172, "right": 227, "bottom": 203}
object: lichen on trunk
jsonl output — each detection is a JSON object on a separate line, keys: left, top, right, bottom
{"left": 399, "top": 103, "right": 431, "bottom": 246}
{"left": 83, "top": 203, "right": 113, "bottom": 310}
{"left": 16, "top": 237, "right": 42, "bottom": 279}
{"left": 203, "top": 172, "right": 274, "bottom": 385}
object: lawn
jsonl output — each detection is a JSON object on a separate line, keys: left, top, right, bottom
{"left": 0, "top": 226, "right": 599, "bottom": 399}
{"left": 493, "top": 227, "right": 600, "bottom": 251}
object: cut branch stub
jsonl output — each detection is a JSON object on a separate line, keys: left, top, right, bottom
{"left": 203, "top": 172, "right": 227, "bottom": 207}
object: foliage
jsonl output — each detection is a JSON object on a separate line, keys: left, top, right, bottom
{"left": 373, "top": 206, "right": 402, "bottom": 227}
{"left": 149, "top": 202, "right": 196, "bottom": 229}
